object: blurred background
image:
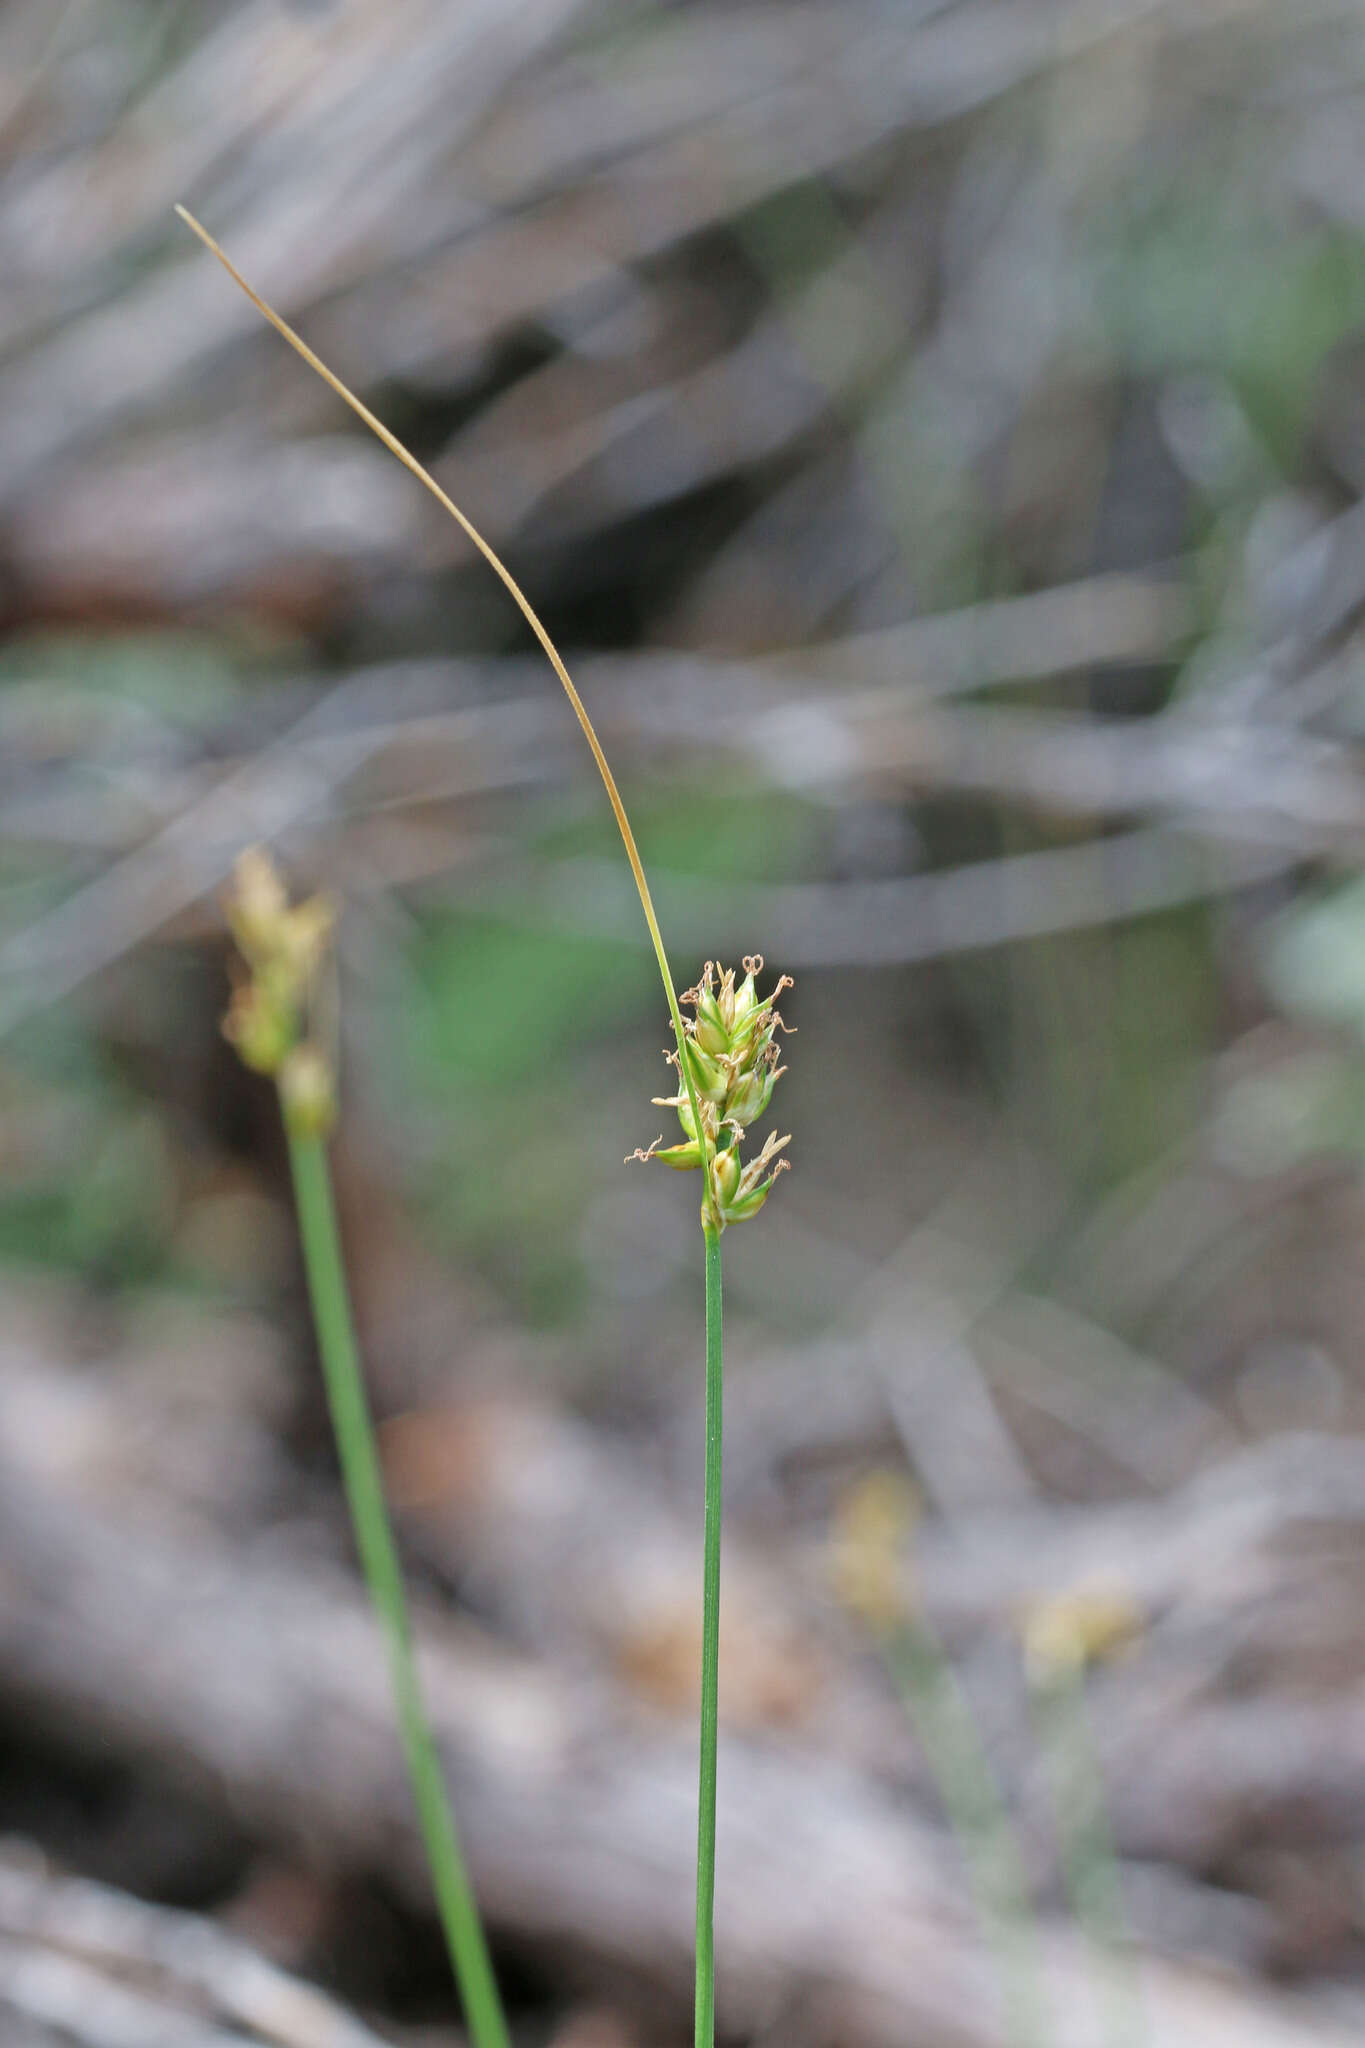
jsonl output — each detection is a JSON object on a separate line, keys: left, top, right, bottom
{"left": 6, "top": 0, "right": 1365, "bottom": 2043}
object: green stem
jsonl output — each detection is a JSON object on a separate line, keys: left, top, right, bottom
{"left": 286, "top": 1128, "right": 511, "bottom": 2048}
{"left": 1031, "top": 1660, "right": 1144, "bottom": 2048}
{"left": 694, "top": 1223, "right": 724, "bottom": 2048}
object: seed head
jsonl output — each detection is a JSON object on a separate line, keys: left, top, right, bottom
{"left": 222, "top": 979, "right": 297, "bottom": 1075}
{"left": 629, "top": 955, "right": 793, "bottom": 1231}
{"left": 225, "top": 845, "right": 290, "bottom": 965}
{"left": 222, "top": 847, "right": 337, "bottom": 1134}
{"left": 830, "top": 1471, "right": 918, "bottom": 1631}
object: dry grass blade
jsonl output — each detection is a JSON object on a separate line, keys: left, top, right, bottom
{"left": 172, "top": 203, "right": 711, "bottom": 1201}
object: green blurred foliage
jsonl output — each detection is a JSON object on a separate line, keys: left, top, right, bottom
{"left": 0, "top": 1012, "right": 176, "bottom": 1286}
{"left": 1099, "top": 184, "right": 1365, "bottom": 466}
{"left": 0, "top": 630, "right": 250, "bottom": 732}
{"left": 1266, "top": 877, "right": 1365, "bottom": 1043}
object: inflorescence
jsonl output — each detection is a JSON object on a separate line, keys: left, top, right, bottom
{"left": 630, "top": 956, "right": 793, "bottom": 1231}
{"left": 221, "top": 847, "right": 337, "bottom": 1137}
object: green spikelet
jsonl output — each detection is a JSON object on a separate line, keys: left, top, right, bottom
{"left": 630, "top": 955, "right": 793, "bottom": 1232}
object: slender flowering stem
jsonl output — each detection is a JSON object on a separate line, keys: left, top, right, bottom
{"left": 286, "top": 1127, "right": 511, "bottom": 2048}
{"left": 634, "top": 959, "right": 792, "bottom": 2041}
{"left": 694, "top": 1222, "right": 724, "bottom": 2048}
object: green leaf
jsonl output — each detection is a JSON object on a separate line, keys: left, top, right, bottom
{"left": 1265, "top": 880, "right": 1365, "bottom": 1041}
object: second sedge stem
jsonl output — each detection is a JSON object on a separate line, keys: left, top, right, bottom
{"left": 695, "top": 1221, "right": 724, "bottom": 2048}
{"left": 887, "top": 1621, "right": 1050, "bottom": 2048}
{"left": 286, "top": 1128, "right": 511, "bottom": 2048}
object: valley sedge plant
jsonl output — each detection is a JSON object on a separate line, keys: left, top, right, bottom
{"left": 1024, "top": 1593, "right": 1147, "bottom": 2047}
{"left": 183, "top": 207, "right": 793, "bottom": 2048}
{"left": 220, "top": 847, "right": 509, "bottom": 2048}
{"left": 833, "top": 1471, "right": 1052, "bottom": 2048}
